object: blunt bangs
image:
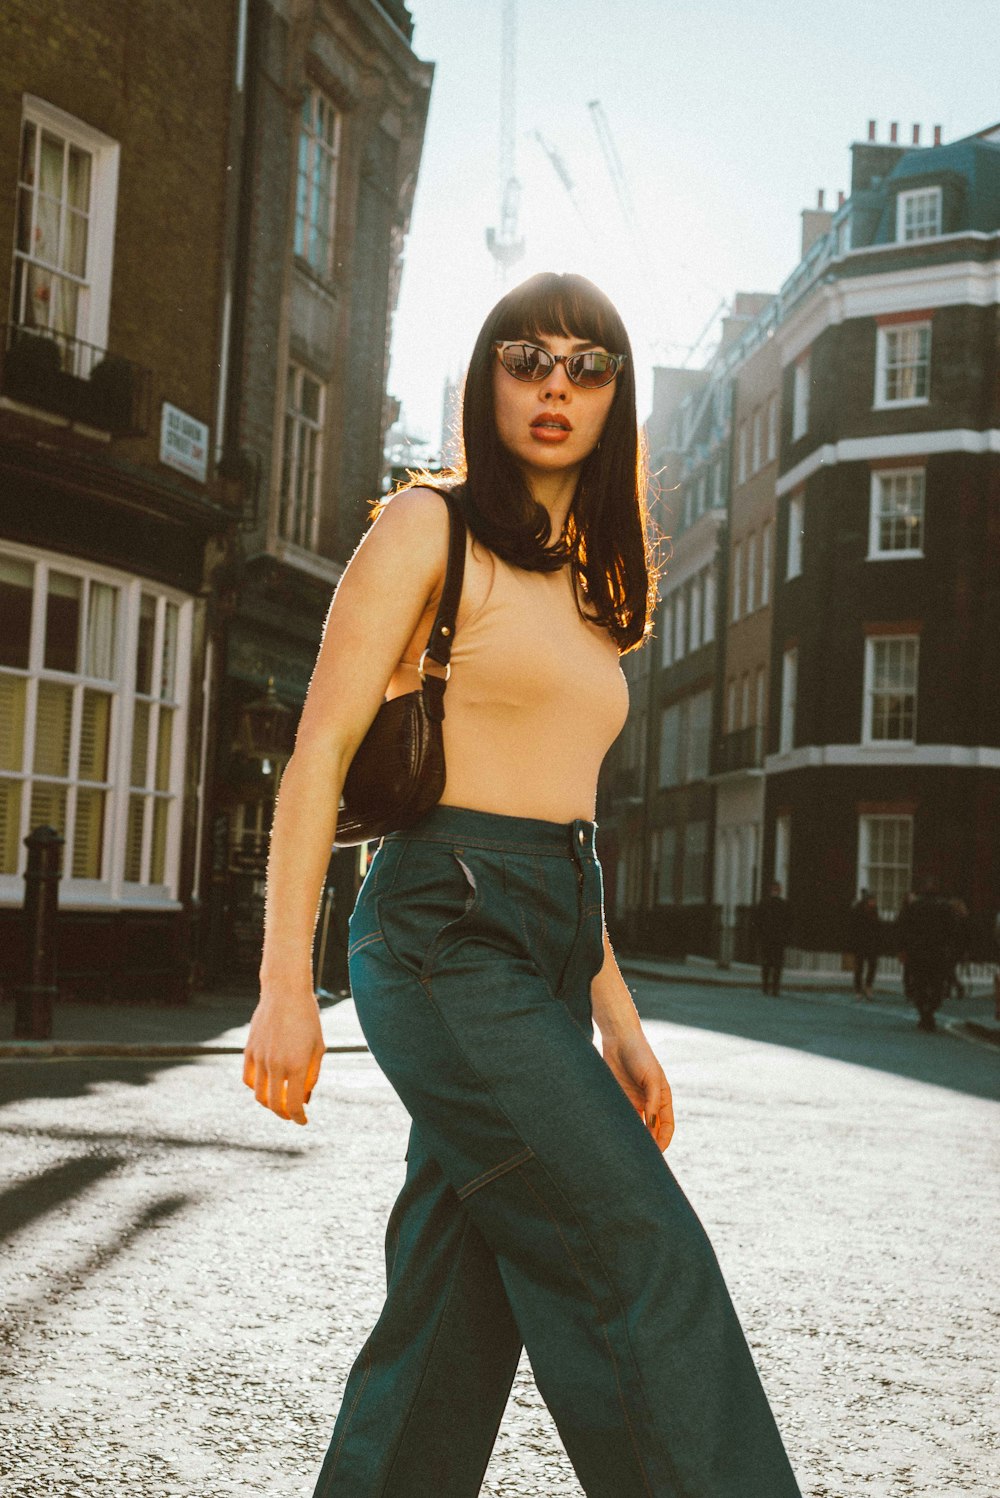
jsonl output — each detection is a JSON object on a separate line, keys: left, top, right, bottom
{"left": 493, "top": 273, "right": 629, "bottom": 359}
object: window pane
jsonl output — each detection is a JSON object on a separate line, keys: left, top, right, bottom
{"left": 72, "top": 787, "right": 105, "bottom": 879}
{"left": 160, "top": 602, "right": 178, "bottom": 698}
{"left": 0, "top": 675, "right": 27, "bottom": 770}
{"left": 135, "top": 593, "right": 156, "bottom": 694}
{"left": 29, "top": 780, "right": 67, "bottom": 839}
{"left": 150, "top": 797, "right": 169, "bottom": 884}
{"left": 85, "top": 582, "right": 118, "bottom": 678}
{"left": 44, "top": 570, "right": 81, "bottom": 672}
{"left": 0, "top": 556, "right": 34, "bottom": 668}
{"left": 33, "top": 681, "right": 73, "bottom": 776}
{"left": 124, "top": 794, "right": 145, "bottom": 881}
{"left": 79, "top": 689, "right": 111, "bottom": 781}
{"left": 155, "top": 707, "right": 173, "bottom": 790}
{"left": 0, "top": 779, "right": 23, "bottom": 874}
{"left": 131, "top": 700, "right": 151, "bottom": 787}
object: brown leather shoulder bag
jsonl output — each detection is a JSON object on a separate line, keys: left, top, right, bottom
{"left": 332, "top": 486, "right": 466, "bottom": 847}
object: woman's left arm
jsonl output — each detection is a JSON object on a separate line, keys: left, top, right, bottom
{"left": 591, "top": 923, "right": 675, "bottom": 1152}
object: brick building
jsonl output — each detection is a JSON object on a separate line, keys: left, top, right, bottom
{"left": 0, "top": 2, "right": 238, "bottom": 1000}
{"left": 766, "top": 121, "right": 1000, "bottom": 953}
{"left": 202, "top": 0, "right": 432, "bottom": 980}
{"left": 603, "top": 120, "right": 1000, "bottom": 964}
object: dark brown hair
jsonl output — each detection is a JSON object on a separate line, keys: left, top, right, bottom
{"left": 392, "top": 271, "right": 657, "bottom": 652}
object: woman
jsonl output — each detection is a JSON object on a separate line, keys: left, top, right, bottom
{"left": 243, "top": 272, "right": 802, "bottom": 1497}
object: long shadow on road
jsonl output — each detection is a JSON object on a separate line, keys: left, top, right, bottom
{"left": 632, "top": 978, "right": 1000, "bottom": 1103}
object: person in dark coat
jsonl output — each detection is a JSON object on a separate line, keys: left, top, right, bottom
{"left": 755, "top": 880, "right": 793, "bottom": 996}
{"left": 849, "top": 888, "right": 881, "bottom": 1001}
{"left": 895, "top": 878, "right": 958, "bottom": 1031}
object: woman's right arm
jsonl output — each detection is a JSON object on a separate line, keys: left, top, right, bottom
{"left": 242, "top": 488, "right": 451, "bottom": 1126}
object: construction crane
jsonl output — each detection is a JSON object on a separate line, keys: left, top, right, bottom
{"left": 529, "top": 129, "right": 591, "bottom": 230}
{"left": 485, "top": 0, "right": 525, "bottom": 282}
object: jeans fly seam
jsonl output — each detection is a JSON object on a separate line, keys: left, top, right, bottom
{"left": 516, "top": 1166, "right": 664, "bottom": 1498}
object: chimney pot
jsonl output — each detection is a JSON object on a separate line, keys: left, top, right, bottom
{"left": 890, "top": 121, "right": 898, "bottom": 144}
{"left": 838, "top": 189, "right": 845, "bottom": 207}
{"left": 868, "top": 119, "right": 877, "bottom": 141}
{"left": 933, "top": 124, "right": 942, "bottom": 146}
{"left": 912, "top": 124, "right": 921, "bottom": 145}
{"left": 817, "top": 188, "right": 825, "bottom": 209}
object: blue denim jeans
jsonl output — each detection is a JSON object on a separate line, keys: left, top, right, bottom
{"left": 312, "top": 806, "right": 801, "bottom": 1497}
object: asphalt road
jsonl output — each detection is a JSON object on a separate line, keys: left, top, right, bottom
{"left": 0, "top": 980, "right": 997, "bottom": 1498}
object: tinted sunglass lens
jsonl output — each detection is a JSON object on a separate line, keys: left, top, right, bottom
{"left": 503, "top": 343, "right": 551, "bottom": 380}
{"left": 569, "top": 351, "right": 618, "bottom": 388}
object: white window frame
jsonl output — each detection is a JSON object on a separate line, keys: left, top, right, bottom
{"left": 727, "top": 678, "right": 738, "bottom": 732}
{"left": 863, "top": 635, "right": 919, "bottom": 746}
{"left": 761, "top": 521, "right": 773, "bottom": 605}
{"left": 294, "top": 85, "right": 342, "bottom": 279}
{"left": 731, "top": 541, "right": 743, "bottom": 622}
{"left": 779, "top": 647, "right": 797, "bottom": 753}
{"left": 659, "top": 596, "right": 673, "bottom": 667}
{"left": 673, "top": 589, "right": 686, "bottom": 662}
{"left": 773, "top": 813, "right": 791, "bottom": 897}
{"left": 896, "top": 187, "right": 942, "bottom": 243}
{"left": 703, "top": 568, "right": 716, "bottom": 644}
{"left": 12, "top": 96, "right": 120, "bottom": 356}
{"left": 751, "top": 409, "right": 762, "bottom": 473}
{"left": 737, "top": 423, "right": 748, "bottom": 485}
{"left": 868, "top": 469, "right": 926, "bottom": 559}
{"left": 786, "top": 495, "right": 804, "bottom": 580}
{"left": 792, "top": 355, "right": 810, "bottom": 441}
{"left": 766, "top": 394, "right": 778, "bottom": 462}
{"left": 279, "top": 362, "right": 326, "bottom": 550}
{"left": 689, "top": 575, "right": 702, "bottom": 653}
{"left": 746, "top": 532, "right": 757, "bottom": 614}
{"left": 712, "top": 459, "right": 723, "bottom": 507}
{"left": 875, "top": 322, "right": 931, "bottom": 409}
{"left": 0, "top": 542, "right": 192, "bottom": 907}
{"left": 857, "top": 814, "right": 913, "bottom": 919}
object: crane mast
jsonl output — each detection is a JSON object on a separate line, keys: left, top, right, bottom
{"left": 485, "top": 0, "right": 525, "bottom": 281}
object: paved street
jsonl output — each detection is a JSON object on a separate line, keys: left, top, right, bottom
{"left": 1, "top": 978, "right": 997, "bottom": 1498}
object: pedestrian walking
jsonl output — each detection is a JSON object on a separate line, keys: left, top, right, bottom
{"left": 895, "top": 877, "right": 958, "bottom": 1032}
{"left": 755, "top": 880, "right": 793, "bottom": 997}
{"left": 848, "top": 888, "right": 881, "bottom": 1001}
{"left": 242, "top": 272, "right": 802, "bottom": 1497}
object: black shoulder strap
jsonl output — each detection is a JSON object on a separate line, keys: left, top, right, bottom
{"left": 423, "top": 486, "right": 466, "bottom": 669}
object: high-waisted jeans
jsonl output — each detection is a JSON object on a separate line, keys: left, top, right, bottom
{"left": 312, "top": 806, "right": 802, "bottom": 1498}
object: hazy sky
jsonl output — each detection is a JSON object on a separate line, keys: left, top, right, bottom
{"left": 388, "top": 0, "right": 998, "bottom": 446}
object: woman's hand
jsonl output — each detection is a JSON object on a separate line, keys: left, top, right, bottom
{"left": 601, "top": 1026, "right": 675, "bottom": 1153}
{"left": 242, "top": 985, "right": 326, "bottom": 1126}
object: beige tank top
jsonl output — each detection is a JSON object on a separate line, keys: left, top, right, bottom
{"left": 427, "top": 545, "right": 630, "bottom": 823}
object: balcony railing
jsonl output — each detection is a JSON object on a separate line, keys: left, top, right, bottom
{"left": 1, "top": 324, "right": 151, "bottom": 436}
{"left": 711, "top": 725, "right": 764, "bottom": 777}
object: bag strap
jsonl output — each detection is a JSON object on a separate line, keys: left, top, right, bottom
{"left": 418, "top": 487, "right": 467, "bottom": 721}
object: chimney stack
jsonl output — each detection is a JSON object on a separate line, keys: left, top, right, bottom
{"left": 890, "top": 122, "right": 898, "bottom": 144}
{"left": 912, "top": 124, "right": 920, "bottom": 145}
{"left": 868, "top": 119, "right": 877, "bottom": 142}
{"left": 933, "top": 125, "right": 942, "bottom": 146}
{"left": 838, "top": 190, "right": 845, "bottom": 208}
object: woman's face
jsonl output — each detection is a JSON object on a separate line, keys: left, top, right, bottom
{"left": 491, "top": 332, "right": 618, "bottom": 476}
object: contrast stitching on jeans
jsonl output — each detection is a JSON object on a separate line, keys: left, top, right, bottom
{"left": 347, "top": 930, "right": 384, "bottom": 958}
{"left": 456, "top": 1143, "right": 535, "bottom": 1200}
{"left": 320, "top": 1340, "right": 373, "bottom": 1492}
{"left": 517, "top": 1168, "right": 659, "bottom": 1498}
{"left": 381, "top": 1215, "right": 474, "bottom": 1490}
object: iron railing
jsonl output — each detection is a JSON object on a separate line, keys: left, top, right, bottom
{"left": 1, "top": 323, "right": 152, "bottom": 436}
{"left": 711, "top": 725, "right": 765, "bottom": 777}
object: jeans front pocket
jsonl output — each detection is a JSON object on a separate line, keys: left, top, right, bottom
{"left": 376, "top": 842, "right": 483, "bottom": 981}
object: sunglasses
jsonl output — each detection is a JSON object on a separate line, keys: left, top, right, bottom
{"left": 493, "top": 339, "right": 627, "bottom": 390}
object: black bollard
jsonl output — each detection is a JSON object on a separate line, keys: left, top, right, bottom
{"left": 13, "top": 824, "right": 65, "bottom": 1041}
